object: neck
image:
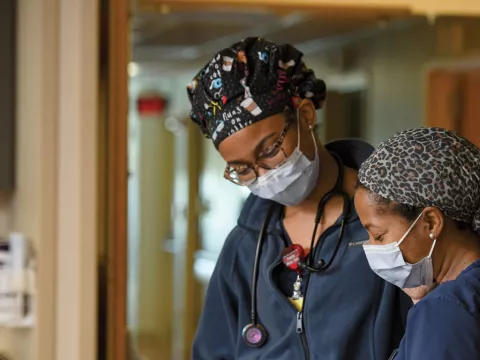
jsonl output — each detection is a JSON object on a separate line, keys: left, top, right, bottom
{"left": 285, "top": 148, "right": 355, "bottom": 216}
{"left": 305, "top": 149, "right": 339, "bottom": 202}
{"left": 434, "top": 229, "right": 480, "bottom": 283}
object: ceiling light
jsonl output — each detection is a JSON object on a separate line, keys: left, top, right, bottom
{"left": 128, "top": 62, "right": 140, "bottom": 77}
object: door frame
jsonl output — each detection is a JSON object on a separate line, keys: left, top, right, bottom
{"left": 98, "top": 0, "right": 129, "bottom": 359}
{"left": 99, "top": 1, "right": 205, "bottom": 359}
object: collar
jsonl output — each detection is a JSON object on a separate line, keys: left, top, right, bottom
{"left": 237, "top": 138, "right": 374, "bottom": 232}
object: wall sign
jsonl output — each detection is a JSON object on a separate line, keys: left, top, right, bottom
{"left": 137, "top": 92, "right": 168, "bottom": 118}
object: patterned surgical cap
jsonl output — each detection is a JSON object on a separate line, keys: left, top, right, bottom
{"left": 186, "top": 37, "right": 326, "bottom": 148}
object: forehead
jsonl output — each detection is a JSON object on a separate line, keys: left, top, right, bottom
{"left": 217, "top": 113, "right": 287, "bottom": 162}
{"left": 354, "top": 188, "right": 377, "bottom": 218}
{"left": 354, "top": 187, "right": 399, "bottom": 226}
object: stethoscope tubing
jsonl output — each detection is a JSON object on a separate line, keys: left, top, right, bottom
{"left": 244, "top": 152, "right": 352, "bottom": 348}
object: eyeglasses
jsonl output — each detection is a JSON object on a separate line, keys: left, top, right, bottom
{"left": 224, "top": 118, "right": 292, "bottom": 186}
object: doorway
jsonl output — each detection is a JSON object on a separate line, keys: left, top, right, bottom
{"left": 426, "top": 62, "right": 480, "bottom": 146}
{"left": 102, "top": 2, "right": 415, "bottom": 360}
{"left": 323, "top": 90, "right": 367, "bottom": 142}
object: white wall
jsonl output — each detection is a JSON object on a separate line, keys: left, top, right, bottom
{"left": 1, "top": 0, "right": 60, "bottom": 357}
{"left": 127, "top": 70, "right": 251, "bottom": 358}
{"left": 306, "top": 19, "right": 480, "bottom": 146}
{"left": 128, "top": 76, "right": 176, "bottom": 334}
{"left": 198, "top": 141, "right": 250, "bottom": 255}
{"left": 302, "top": 24, "right": 431, "bottom": 146}
{"left": 0, "top": 0, "right": 99, "bottom": 359}
{"left": 363, "top": 23, "right": 434, "bottom": 144}
{"left": 128, "top": 72, "right": 195, "bottom": 358}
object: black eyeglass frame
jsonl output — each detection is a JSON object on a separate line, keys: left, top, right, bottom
{"left": 223, "top": 117, "right": 293, "bottom": 186}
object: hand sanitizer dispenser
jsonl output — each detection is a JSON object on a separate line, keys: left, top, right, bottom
{"left": 0, "top": 233, "right": 35, "bottom": 327}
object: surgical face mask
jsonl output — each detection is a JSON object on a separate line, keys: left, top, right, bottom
{"left": 362, "top": 212, "right": 437, "bottom": 289}
{"left": 247, "top": 111, "right": 319, "bottom": 207}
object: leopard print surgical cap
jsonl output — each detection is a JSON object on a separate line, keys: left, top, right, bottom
{"left": 358, "top": 127, "right": 480, "bottom": 234}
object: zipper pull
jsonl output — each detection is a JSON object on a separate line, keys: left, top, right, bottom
{"left": 296, "top": 312, "right": 303, "bottom": 333}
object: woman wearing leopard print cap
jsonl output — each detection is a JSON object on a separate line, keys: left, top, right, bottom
{"left": 355, "top": 127, "right": 480, "bottom": 360}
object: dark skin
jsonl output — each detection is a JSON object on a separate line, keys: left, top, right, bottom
{"left": 355, "top": 187, "right": 480, "bottom": 302}
{"left": 218, "top": 99, "right": 358, "bottom": 250}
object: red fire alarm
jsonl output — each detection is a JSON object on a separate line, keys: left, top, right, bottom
{"left": 137, "top": 92, "right": 168, "bottom": 118}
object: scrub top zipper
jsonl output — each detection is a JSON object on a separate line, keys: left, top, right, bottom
{"left": 297, "top": 314, "right": 310, "bottom": 360}
{"left": 273, "top": 219, "right": 342, "bottom": 360}
{"left": 296, "top": 279, "right": 311, "bottom": 360}
{"left": 294, "top": 223, "right": 341, "bottom": 360}
{"left": 269, "top": 259, "right": 311, "bottom": 360}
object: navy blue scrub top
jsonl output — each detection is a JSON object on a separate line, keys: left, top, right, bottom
{"left": 395, "top": 259, "right": 480, "bottom": 360}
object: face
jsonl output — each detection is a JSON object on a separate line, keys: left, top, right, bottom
{"left": 218, "top": 101, "right": 317, "bottom": 182}
{"left": 354, "top": 187, "right": 434, "bottom": 264}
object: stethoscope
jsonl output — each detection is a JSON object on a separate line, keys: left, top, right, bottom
{"left": 242, "top": 153, "right": 352, "bottom": 348}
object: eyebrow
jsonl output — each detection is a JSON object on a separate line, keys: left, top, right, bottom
{"left": 363, "top": 223, "right": 381, "bottom": 231}
{"left": 227, "top": 131, "right": 278, "bottom": 165}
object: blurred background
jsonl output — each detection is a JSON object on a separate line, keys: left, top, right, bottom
{"left": 126, "top": 2, "right": 480, "bottom": 360}
{"left": 0, "top": 0, "right": 480, "bottom": 359}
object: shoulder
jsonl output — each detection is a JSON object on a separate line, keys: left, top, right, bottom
{"left": 216, "top": 225, "right": 252, "bottom": 279}
{"left": 421, "top": 272, "right": 480, "bottom": 320}
{"left": 407, "top": 287, "right": 480, "bottom": 334}
{"left": 407, "top": 281, "right": 480, "bottom": 330}
{"left": 398, "top": 292, "right": 480, "bottom": 360}
{"left": 216, "top": 193, "right": 282, "bottom": 277}
{"left": 237, "top": 193, "right": 280, "bottom": 232}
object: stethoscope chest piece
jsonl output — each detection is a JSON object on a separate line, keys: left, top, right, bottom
{"left": 242, "top": 323, "right": 267, "bottom": 347}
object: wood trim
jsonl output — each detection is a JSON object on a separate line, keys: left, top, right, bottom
{"left": 99, "top": 0, "right": 129, "bottom": 359}
{"left": 97, "top": 2, "right": 109, "bottom": 356}
{"left": 55, "top": 0, "right": 99, "bottom": 357}
{"left": 35, "top": 0, "right": 60, "bottom": 358}
{"left": 182, "top": 122, "right": 204, "bottom": 360}
{"left": 138, "top": 0, "right": 412, "bottom": 17}
{"left": 14, "top": 0, "right": 60, "bottom": 358}
{"left": 139, "top": 0, "right": 480, "bottom": 16}
{"left": 423, "top": 55, "right": 480, "bottom": 72}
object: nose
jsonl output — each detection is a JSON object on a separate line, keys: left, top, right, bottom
{"left": 256, "top": 167, "right": 270, "bottom": 177}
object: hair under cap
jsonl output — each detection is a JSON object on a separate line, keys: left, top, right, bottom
{"left": 358, "top": 127, "right": 480, "bottom": 234}
{"left": 186, "top": 37, "right": 326, "bottom": 148}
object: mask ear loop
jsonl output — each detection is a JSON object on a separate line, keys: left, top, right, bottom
{"left": 296, "top": 108, "right": 318, "bottom": 154}
{"left": 309, "top": 125, "right": 317, "bottom": 153}
{"left": 397, "top": 211, "right": 424, "bottom": 247}
{"left": 295, "top": 108, "right": 301, "bottom": 149}
{"left": 427, "top": 233, "right": 437, "bottom": 258}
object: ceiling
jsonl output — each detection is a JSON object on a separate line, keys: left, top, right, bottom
{"left": 130, "top": 2, "right": 418, "bottom": 71}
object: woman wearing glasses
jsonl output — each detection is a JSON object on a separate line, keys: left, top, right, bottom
{"left": 186, "top": 37, "right": 411, "bottom": 360}
{"left": 355, "top": 127, "right": 480, "bottom": 359}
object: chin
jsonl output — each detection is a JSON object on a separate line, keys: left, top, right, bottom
{"left": 402, "top": 285, "right": 435, "bottom": 304}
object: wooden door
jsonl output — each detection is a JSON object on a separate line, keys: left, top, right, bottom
{"left": 324, "top": 91, "right": 349, "bottom": 142}
{"left": 460, "top": 69, "right": 480, "bottom": 147}
{"left": 426, "top": 68, "right": 480, "bottom": 147}
{"left": 324, "top": 90, "right": 365, "bottom": 142}
{"left": 426, "top": 69, "right": 462, "bottom": 131}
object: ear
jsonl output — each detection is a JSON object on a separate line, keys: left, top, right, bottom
{"left": 422, "top": 207, "right": 445, "bottom": 240}
{"left": 297, "top": 99, "right": 316, "bottom": 129}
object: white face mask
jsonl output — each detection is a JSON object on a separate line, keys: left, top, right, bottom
{"left": 247, "top": 111, "right": 319, "bottom": 207}
{"left": 362, "top": 212, "right": 437, "bottom": 289}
